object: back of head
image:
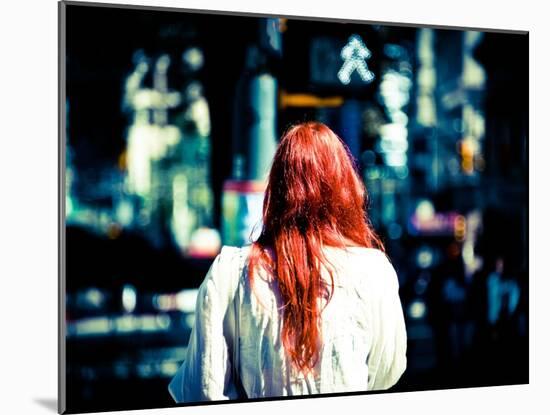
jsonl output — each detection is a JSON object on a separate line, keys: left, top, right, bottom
{"left": 248, "top": 121, "right": 383, "bottom": 374}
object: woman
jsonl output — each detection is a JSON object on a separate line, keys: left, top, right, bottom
{"left": 169, "top": 122, "right": 407, "bottom": 402}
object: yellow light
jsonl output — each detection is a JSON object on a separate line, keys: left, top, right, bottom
{"left": 409, "top": 300, "right": 426, "bottom": 319}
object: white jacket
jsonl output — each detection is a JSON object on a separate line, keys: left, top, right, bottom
{"left": 169, "top": 245, "right": 407, "bottom": 402}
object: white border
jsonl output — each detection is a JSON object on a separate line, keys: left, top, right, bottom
{"left": 0, "top": 0, "right": 546, "bottom": 414}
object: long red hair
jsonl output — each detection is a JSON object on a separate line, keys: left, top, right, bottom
{"left": 248, "top": 121, "right": 384, "bottom": 374}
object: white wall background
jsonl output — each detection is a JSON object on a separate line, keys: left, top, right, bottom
{"left": 0, "top": 0, "right": 545, "bottom": 414}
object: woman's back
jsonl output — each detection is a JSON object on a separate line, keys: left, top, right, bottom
{"left": 169, "top": 244, "right": 407, "bottom": 401}
{"left": 238, "top": 245, "right": 406, "bottom": 396}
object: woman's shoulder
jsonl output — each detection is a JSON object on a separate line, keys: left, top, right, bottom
{"left": 213, "top": 245, "right": 253, "bottom": 275}
{"left": 215, "top": 245, "right": 396, "bottom": 285}
{"left": 200, "top": 245, "right": 252, "bottom": 297}
{"left": 358, "top": 248, "right": 399, "bottom": 291}
{"left": 217, "top": 244, "right": 253, "bottom": 260}
{"left": 324, "top": 246, "right": 389, "bottom": 263}
{"left": 325, "top": 246, "right": 398, "bottom": 290}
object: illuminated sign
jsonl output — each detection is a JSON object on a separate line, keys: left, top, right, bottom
{"left": 337, "top": 35, "right": 375, "bottom": 85}
{"left": 409, "top": 211, "right": 464, "bottom": 236}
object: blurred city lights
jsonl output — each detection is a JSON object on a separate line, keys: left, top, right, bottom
{"left": 75, "top": 288, "right": 105, "bottom": 311}
{"left": 463, "top": 31, "right": 486, "bottom": 89}
{"left": 379, "top": 68, "right": 411, "bottom": 169}
{"left": 160, "top": 361, "right": 180, "bottom": 377}
{"left": 416, "top": 247, "right": 434, "bottom": 269}
{"left": 454, "top": 215, "right": 467, "bottom": 241}
{"left": 63, "top": 9, "right": 527, "bottom": 410}
{"left": 69, "top": 317, "right": 110, "bottom": 337}
{"left": 409, "top": 300, "right": 427, "bottom": 320}
{"left": 175, "top": 289, "right": 199, "bottom": 313}
{"left": 153, "top": 289, "right": 199, "bottom": 313}
{"left": 67, "top": 314, "right": 173, "bottom": 338}
{"left": 416, "top": 200, "right": 435, "bottom": 222}
{"left": 415, "top": 28, "right": 437, "bottom": 132}
{"left": 182, "top": 47, "right": 204, "bottom": 71}
{"left": 122, "top": 284, "right": 137, "bottom": 314}
{"left": 279, "top": 91, "right": 344, "bottom": 109}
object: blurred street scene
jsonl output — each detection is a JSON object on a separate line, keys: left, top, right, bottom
{"left": 63, "top": 4, "right": 528, "bottom": 413}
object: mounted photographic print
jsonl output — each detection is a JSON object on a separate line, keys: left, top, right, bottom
{"left": 59, "top": 1, "right": 529, "bottom": 413}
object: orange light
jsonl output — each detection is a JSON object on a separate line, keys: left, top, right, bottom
{"left": 460, "top": 139, "right": 475, "bottom": 174}
{"left": 278, "top": 18, "right": 288, "bottom": 33}
{"left": 279, "top": 91, "right": 344, "bottom": 109}
{"left": 453, "top": 215, "right": 466, "bottom": 241}
{"left": 461, "top": 158, "right": 474, "bottom": 173}
{"left": 118, "top": 150, "right": 127, "bottom": 171}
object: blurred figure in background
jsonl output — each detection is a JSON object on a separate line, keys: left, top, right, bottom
{"left": 442, "top": 257, "right": 469, "bottom": 366}
{"left": 487, "top": 257, "right": 520, "bottom": 333}
{"left": 467, "top": 254, "right": 524, "bottom": 385}
{"left": 428, "top": 254, "right": 468, "bottom": 377}
{"left": 487, "top": 256, "right": 522, "bottom": 362}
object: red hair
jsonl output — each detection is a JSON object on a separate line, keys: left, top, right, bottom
{"left": 248, "top": 121, "right": 384, "bottom": 374}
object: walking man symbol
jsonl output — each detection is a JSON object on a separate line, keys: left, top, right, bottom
{"left": 337, "top": 35, "right": 375, "bottom": 85}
